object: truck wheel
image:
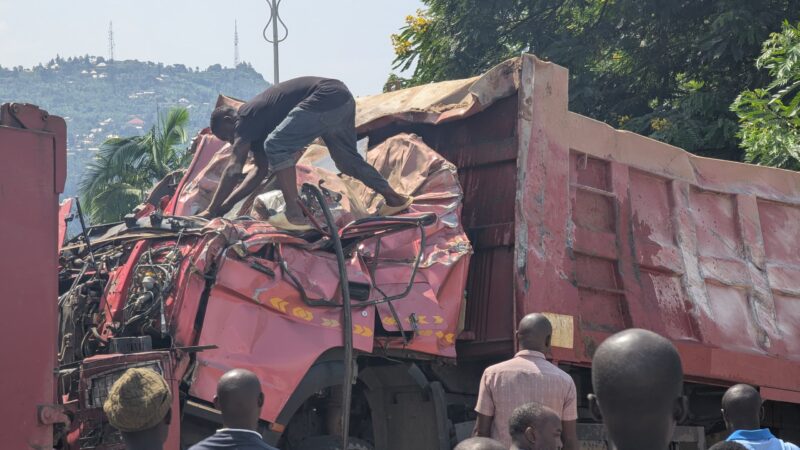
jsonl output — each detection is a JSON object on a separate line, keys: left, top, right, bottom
{"left": 296, "top": 435, "right": 374, "bottom": 450}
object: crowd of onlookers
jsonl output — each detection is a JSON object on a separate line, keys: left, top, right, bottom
{"left": 102, "top": 314, "right": 799, "bottom": 450}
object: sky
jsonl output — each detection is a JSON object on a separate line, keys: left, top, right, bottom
{"left": 0, "top": 0, "right": 424, "bottom": 96}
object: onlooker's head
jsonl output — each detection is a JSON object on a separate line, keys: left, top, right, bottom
{"left": 454, "top": 437, "right": 507, "bottom": 450}
{"left": 517, "top": 313, "right": 553, "bottom": 353}
{"left": 709, "top": 441, "right": 749, "bottom": 450}
{"left": 508, "top": 403, "right": 563, "bottom": 450}
{"left": 103, "top": 368, "right": 172, "bottom": 450}
{"left": 209, "top": 106, "right": 238, "bottom": 143}
{"left": 721, "top": 384, "right": 762, "bottom": 432}
{"left": 213, "top": 368, "right": 264, "bottom": 431}
{"left": 588, "top": 328, "right": 687, "bottom": 450}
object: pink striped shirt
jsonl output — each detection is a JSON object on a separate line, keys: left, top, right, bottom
{"left": 475, "top": 350, "right": 577, "bottom": 447}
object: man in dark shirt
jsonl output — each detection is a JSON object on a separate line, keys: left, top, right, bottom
{"left": 199, "top": 77, "right": 412, "bottom": 229}
{"left": 189, "top": 368, "right": 279, "bottom": 450}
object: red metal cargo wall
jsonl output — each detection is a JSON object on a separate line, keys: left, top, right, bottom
{"left": 0, "top": 105, "right": 67, "bottom": 449}
{"left": 394, "top": 96, "right": 521, "bottom": 359}
{"left": 513, "top": 56, "right": 800, "bottom": 400}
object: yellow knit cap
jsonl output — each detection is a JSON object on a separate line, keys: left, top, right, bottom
{"left": 102, "top": 368, "right": 172, "bottom": 432}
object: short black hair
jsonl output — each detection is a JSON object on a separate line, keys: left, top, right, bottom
{"left": 509, "top": 402, "right": 552, "bottom": 437}
{"left": 210, "top": 105, "right": 236, "bottom": 135}
{"left": 722, "top": 384, "right": 761, "bottom": 424}
{"left": 709, "top": 441, "right": 748, "bottom": 450}
{"left": 592, "top": 328, "right": 683, "bottom": 409}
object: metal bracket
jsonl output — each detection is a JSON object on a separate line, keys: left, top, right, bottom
{"left": 38, "top": 404, "right": 71, "bottom": 427}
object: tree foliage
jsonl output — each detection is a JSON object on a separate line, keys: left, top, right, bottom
{"left": 79, "top": 107, "right": 191, "bottom": 223}
{"left": 732, "top": 21, "right": 800, "bottom": 170}
{"left": 390, "top": 1, "right": 800, "bottom": 161}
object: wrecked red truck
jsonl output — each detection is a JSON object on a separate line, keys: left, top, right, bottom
{"left": 52, "top": 55, "right": 800, "bottom": 449}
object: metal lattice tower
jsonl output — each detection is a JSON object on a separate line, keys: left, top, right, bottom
{"left": 108, "top": 21, "right": 115, "bottom": 61}
{"left": 234, "top": 20, "right": 240, "bottom": 66}
{"left": 263, "top": 0, "right": 288, "bottom": 83}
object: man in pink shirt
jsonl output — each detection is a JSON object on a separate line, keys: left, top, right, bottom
{"left": 474, "top": 313, "right": 578, "bottom": 450}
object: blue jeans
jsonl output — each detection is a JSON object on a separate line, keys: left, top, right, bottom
{"left": 263, "top": 97, "right": 391, "bottom": 193}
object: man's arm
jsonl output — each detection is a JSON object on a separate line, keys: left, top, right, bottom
{"left": 218, "top": 148, "right": 270, "bottom": 214}
{"left": 199, "top": 137, "right": 250, "bottom": 217}
{"left": 473, "top": 413, "right": 493, "bottom": 437}
{"left": 473, "top": 370, "right": 495, "bottom": 438}
{"left": 561, "top": 420, "right": 578, "bottom": 450}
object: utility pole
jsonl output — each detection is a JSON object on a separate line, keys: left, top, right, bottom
{"left": 263, "top": 0, "right": 288, "bottom": 83}
{"left": 234, "top": 20, "right": 240, "bottom": 66}
{"left": 108, "top": 21, "right": 115, "bottom": 61}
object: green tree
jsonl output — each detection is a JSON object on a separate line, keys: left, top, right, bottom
{"left": 732, "top": 21, "right": 800, "bottom": 170}
{"left": 79, "top": 107, "right": 191, "bottom": 223}
{"left": 390, "top": 1, "right": 800, "bottom": 161}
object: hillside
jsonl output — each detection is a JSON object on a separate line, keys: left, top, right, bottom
{"left": 0, "top": 55, "right": 269, "bottom": 198}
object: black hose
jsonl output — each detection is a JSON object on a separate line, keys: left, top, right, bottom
{"left": 302, "top": 183, "right": 353, "bottom": 450}
{"left": 74, "top": 197, "right": 97, "bottom": 267}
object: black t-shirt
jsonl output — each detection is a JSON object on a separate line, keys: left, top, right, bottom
{"left": 235, "top": 76, "right": 351, "bottom": 147}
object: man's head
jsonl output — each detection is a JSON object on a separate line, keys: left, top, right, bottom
{"left": 210, "top": 105, "right": 238, "bottom": 143}
{"left": 103, "top": 368, "right": 172, "bottom": 449}
{"left": 214, "top": 368, "right": 264, "bottom": 431}
{"left": 721, "top": 384, "right": 762, "bottom": 431}
{"left": 517, "top": 313, "right": 553, "bottom": 353}
{"left": 709, "top": 442, "right": 748, "bottom": 450}
{"left": 588, "top": 328, "right": 688, "bottom": 450}
{"left": 509, "top": 403, "right": 563, "bottom": 450}
{"left": 454, "top": 437, "right": 507, "bottom": 450}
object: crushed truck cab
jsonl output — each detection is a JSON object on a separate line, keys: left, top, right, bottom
{"left": 55, "top": 55, "right": 800, "bottom": 450}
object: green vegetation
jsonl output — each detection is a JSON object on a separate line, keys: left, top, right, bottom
{"left": 389, "top": 1, "right": 800, "bottom": 164}
{"left": 79, "top": 107, "right": 191, "bottom": 223}
{"left": 732, "top": 21, "right": 800, "bottom": 170}
{"left": 0, "top": 55, "right": 269, "bottom": 198}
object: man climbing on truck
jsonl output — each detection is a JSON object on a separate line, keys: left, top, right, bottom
{"left": 199, "top": 76, "right": 413, "bottom": 229}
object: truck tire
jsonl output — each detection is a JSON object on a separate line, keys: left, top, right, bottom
{"left": 296, "top": 435, "right": 374, "bottom": 450}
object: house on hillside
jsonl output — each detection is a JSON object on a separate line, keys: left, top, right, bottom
{"left": 125, "top": 117, "right": 145, "bottom": 131}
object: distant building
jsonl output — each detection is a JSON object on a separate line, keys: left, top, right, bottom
{"left": 125, "top": 117, "right": 145, "bottom": 130}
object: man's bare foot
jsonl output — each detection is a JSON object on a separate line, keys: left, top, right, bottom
{"left": 284, "top": 211, "right": 311, "bottom": 226}
{"left": 378, "top": 195, "right": 414, "bottom": 216}
{"left": 384, "top": 193, "right": 411, "bottom": 207}
{"left": 284, "top": 202, "right": 311, "bottom": 226}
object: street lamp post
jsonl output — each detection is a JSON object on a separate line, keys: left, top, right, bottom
{"left": 263, "top": 0, "right": 288, "bottom": 84}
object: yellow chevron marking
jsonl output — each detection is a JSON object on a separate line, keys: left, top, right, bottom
{"left": 269, "top": 297, "right": 288, "bottom": 313}
{"left": 321, "top": 318, "right": 340, "bottom": 327}
{"left": 292, "top": 307, "right": 313, "bottom": 321}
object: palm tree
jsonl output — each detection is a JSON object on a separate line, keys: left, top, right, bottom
{"left": 79, "top": 107, "right": 192, "bottom": 223}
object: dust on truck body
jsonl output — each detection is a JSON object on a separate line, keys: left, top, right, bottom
{"left": 55, "top": 54, "right": 800, "bottom": 450}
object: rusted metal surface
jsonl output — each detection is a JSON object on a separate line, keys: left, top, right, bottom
{"left": 0, "top": 103, "right": 66, "bottom": 449}
{"left": 514, "top": 55, "right": 800, "bottom": 397}
{"left": 359, "top": 55, "right": 800, "bottom": 398}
